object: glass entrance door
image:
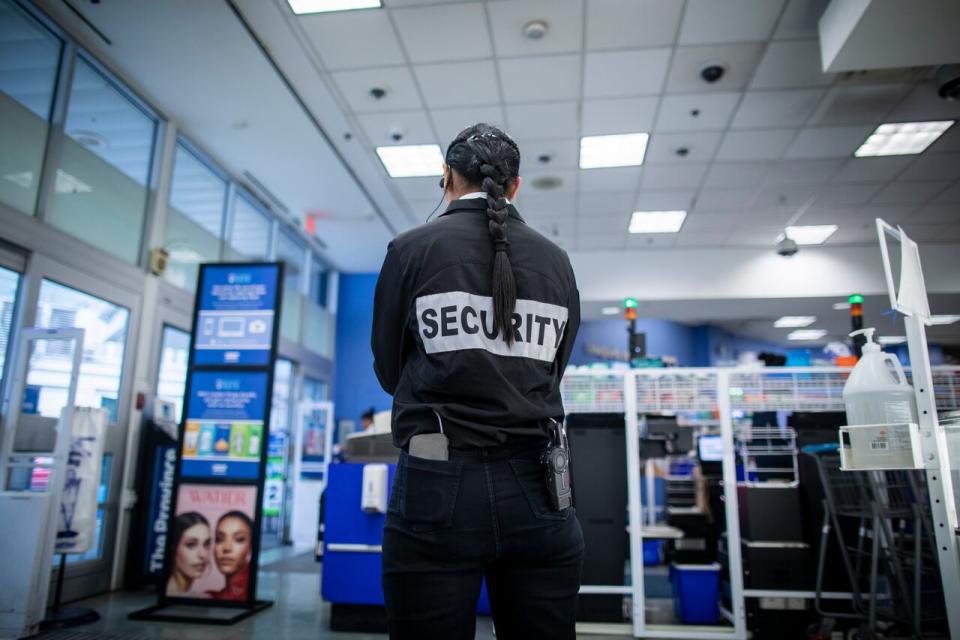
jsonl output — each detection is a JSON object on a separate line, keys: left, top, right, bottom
{"left": 8, "top": 254, "right": 140, "bottom": 602}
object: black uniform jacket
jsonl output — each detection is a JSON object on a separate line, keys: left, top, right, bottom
{"left": 371, "top": 197, "right": 581, "bottom": 449}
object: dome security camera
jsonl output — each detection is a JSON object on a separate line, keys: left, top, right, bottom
{"left": 700, "top": 63, "right": 726, "bottom": 84}
{"left": 936, "top": 64, "right": 960, "bottom": 101}
{"left": 777, "top": 237, "right": 799, "bottom": 257}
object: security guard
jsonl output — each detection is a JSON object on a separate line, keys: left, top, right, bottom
{"left": 372, "top": 123, "right": 583, "bottom": 640}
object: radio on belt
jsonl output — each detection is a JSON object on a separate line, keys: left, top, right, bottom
{"left": 542, "top": 419, "right": 572, "bottom": 511}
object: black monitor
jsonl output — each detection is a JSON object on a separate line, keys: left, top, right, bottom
{"left": 643, "top": 415, "right": 693, "bottom": 454}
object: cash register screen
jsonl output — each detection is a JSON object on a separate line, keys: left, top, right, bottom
{"left": 697, "top": 434, "right": 723, "bottom": 462}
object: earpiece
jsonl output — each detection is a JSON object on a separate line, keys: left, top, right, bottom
{"left": 438, "top": 175, "right": 445, "bottom": 189}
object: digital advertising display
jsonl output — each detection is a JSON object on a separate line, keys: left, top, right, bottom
{"left": 164, "top": 483, "right": 258, "bottom": 602}
{"left": 192, "top": 264, "right": 280, "bottom": 366}
{"left": 180, "top": 370, "right": 269, "bottom": 480}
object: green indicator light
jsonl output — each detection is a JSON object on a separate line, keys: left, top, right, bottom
{"left": 848, "top": 294, "right": 864, "bottom": 304}
{"left": 624, "top": 297, "right": 638, "bottom": 309}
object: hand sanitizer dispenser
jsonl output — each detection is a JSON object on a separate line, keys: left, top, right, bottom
{"left": 361, "top": 464, "right": 388, "bottom": 514}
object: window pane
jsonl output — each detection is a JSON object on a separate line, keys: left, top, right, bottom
{"left": 36, "top": 279, "right": 130, "bottom": 423}
{"left": 164, "top": 143, "right": 227, "bottom": 291}
{"left": 0, "top": 266, "right": 20, "bottom": 391}
{"left": 48, "top": 57, "right": 156, "bottom": 264}
{"left": 156, "top": 325, "right": 189, "bottom": 423}
{"left": 303, "top": 376, "right": 327, "bottom": 402}
{"left": 0, "top": 0, "right": 61, "bottom": 215}
{"left": 309, "top": 255, "right": 327, "bottom": 308}
{"left": 277, "top": 229, "right": 304, "bottom": 342}
{"left": 227, "top": 194, "right": 270, "bottom": 260}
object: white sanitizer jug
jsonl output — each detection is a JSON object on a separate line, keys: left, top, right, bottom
{"left": 842, "top": 328, "right": 918, "bottom": 426}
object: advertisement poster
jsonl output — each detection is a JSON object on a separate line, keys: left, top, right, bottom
{"left": 165, "top": 483, "right": 258, "bottom": 601}
{"left": 56, "top": 408, "right": 106, "bottom": 554}
{"left": 262, "top": 431, "right": 285, "bottom": 517}
{"left": 181, "top": 370, "right": 268, "bottom": 480}
{"left": 193, "top": 264, "right": 279, "bottom": 366}
{"left": 143, "top": 445, "right": 177, "bottom": 577}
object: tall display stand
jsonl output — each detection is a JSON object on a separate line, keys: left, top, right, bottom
{"left": 290, "top": 400, "right": 334, "bottom": 549}
{"left": 0, "top": 328, "right": 84, "bottom": 640}
{"left": 130, "top": 263, "right": 283, "bottom": 625}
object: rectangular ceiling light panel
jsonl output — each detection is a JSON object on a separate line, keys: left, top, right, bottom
{"left": 782, "top": 225, "right": 838, "bottom": 245}
{"left": 854, "top": 121, "right": 955, "bottom": 157}
{"left": 601, "top": 306, "right": 621, "bottom": 315}
{"left": 288, "top": 0, "right": 381, "bottom": 13}
{"left": 376, "top": 144, "right": 444, "bottom": 178}
{"left": 580, "top": 133, "right": 649, "bottom": 169}
{"left": 787, "top": 329, "right": 827, "bottom": 341}
{"left": 774, "top": 316, "right": 817, "bottom": 328}
{"left": 629, "top": 210, "right": 687, "bottom": 234}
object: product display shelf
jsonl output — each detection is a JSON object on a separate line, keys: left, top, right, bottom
{"left": 558, "top": 365, "right": 960, "bottom": 639}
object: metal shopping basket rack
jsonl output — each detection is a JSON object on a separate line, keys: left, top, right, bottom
{"left": 805, "top": 449, "right": 947, "bottom": 639}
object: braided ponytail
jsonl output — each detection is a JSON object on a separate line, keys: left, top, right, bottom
{"left": 444, "top": 124, "right": 521, "bottom": 344}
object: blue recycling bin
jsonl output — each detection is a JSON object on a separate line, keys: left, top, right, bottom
{"left": 670, "top": 562, "right": 720, "bottom": 624}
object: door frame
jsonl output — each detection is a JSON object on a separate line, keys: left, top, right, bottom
{"left": 15, "top": 252, "right": 143, "bottom": 601}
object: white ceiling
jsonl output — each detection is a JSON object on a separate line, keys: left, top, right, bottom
{"left": 33, "top": 0, "right": 960, "bottom": 309}
{"left": 256, "top": 0, "right": 960, "bottom": 256}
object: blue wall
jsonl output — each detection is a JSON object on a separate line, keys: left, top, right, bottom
{"left": 570, "top": 318, "right": 699, "bottom": 366}
{"left": 333, "top": 274, "right": 392, "bottom": 425}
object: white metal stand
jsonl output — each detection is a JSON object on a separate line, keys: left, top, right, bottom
{"left": 0, "top": 328, "right": 84, "bottom": 640}
{"left": 876, "top": 219, "right": 960, "bottom": 637}
{"left": 290, "top": 400, "right": 335, "bottom": 548}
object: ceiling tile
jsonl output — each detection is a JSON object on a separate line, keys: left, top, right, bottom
{"left": 683, "top": 211, "right": 743, "bottom": 230}
{"left": 625, "top": 234, "right": 678, "bottom": 249}
{"left": 899, "top": 152, "right": 960, "bottom": 182}
{"left": 487, "top": 0, "right": 583, "bottom": 57}
{"left": 299, "top": 10, "right": 405, "bottom": 71}
{"left": 824, "top": 224, "right": 878, "bottom": 245}
{"left": 414, "top": 61, "right": 500, "bottom": 109}
{"left": 499, "top": 54, "right": 582, "bottom": 102}
{"left": 694, "top": 188, "right": 756, "bottom": 210}
{"left": 763, "top": 158, "right": 843, "bottom": 184}
{"left": 675, "top": 229, "right": 731, "bottom": 246}
{"left": 645, "top": 131, "right": 722, "bottom": 164}
{"left": 635, "top": 190, "right": 695, "bottom": 210}
{"left": 505, "top": 101, "right": 578, "bottom": 139}
{"left": 581, "top": 97, "right": 658, "bottom": 135}
{"left": 871, "top": 181, "right": 951, "bottom": 206}
{"left": 579, "top": 213, "right": 631, "bottom": 233}
{"left": 730, "top": 89, "right": 823, "bottom": 129}
{"left": 332, "top": 66, "right": 422, "bottom": 113}
{"left": 894, "top": 223, "right": 950, "bottom": 241}
{"left": 849, "top": 205, "right": 915, "bottom": 224}
{"left": 583, "top": 49, "right": 671, "bottom": 98}
{"left": 934, "top": 183, "right": 960, "bottom": 204}
{"left": 522, "top": 168, "right": 579, "bottom": 193}
{"left": 886, "top": 83, "right": 960, "bottom": 122}
{"left": 384, "top": 0, "right": 472, "bottom": 5}
{"left": 641, "top": 163, "right": 709, "bottom": 190}
{"left": 357, "top": 111, "right": 436, "bottom": 146}
{"left": 831, "top": 157, "right": 914, "bottom": 183}
{"left": 813, "top": 183, "right": 883, "bottom": 207}
{"left": 524, "top": 216, "right": 576, "bottom": 238}
{"left": 750, "top": 40, "right": 835, "bottom": 89}
{"left": 730, "top": 225, "right": 786, "bottom": 246}
{"left": 516, "top": 193, "right": 577, "bottom": 217}
{"left": 715, "top": 129, "right": 796, "bottom": 161}
{"left": 655, "top": 92, "right": 741, "bottom": 132}
{"left": 930, "top": 125, "right": 960, "bottom": 153}
{"left": 741, "top": 208, "right": 796, "bottom": 225}
{"left": 773, "top": 0, "right": 830, "bottom": 40}
{"left": 579, "top": 167, "right": 642, "bottom": 192}
{"left": 666, "top": 44, "right": 765, "bottom": 93}
{"left": 936, "top": 224, "right": 960, "bottom": 241}
{"left": 784, "top": 125, "right": 873, "bottom": 159}
{"left": 579, "top": 191, "right": 635, "bottom": 214}
{"left": 586, "top": 0, "right": 684, "bottom": 50}
{"left": 807, "top": 85, "right": 911, "bottom": 126}
{"left": 678, "top": 0, "right": 786, "bottom": 45}
{"left": 579, "top": 233, "right": 630, "bottom": 251}
{"left": 431, "top": 106, "right": 506, "bottom": 144}
{"left": 392, "top": 176, "right": 442, "bottom": 201}
{"left": 391, "top": 3, "right": 492, "bottom": 63}
{"left": 514, "top": 138, "right": 580, "bottom": 169}
{"left": 703, "top": 162, "right": 769, "bottom": 188}
{"left": 796, "top": 206, "right": 858, "bottom": 225}
{"left": 751, "top": 184, "right": 817, "bottom": 209}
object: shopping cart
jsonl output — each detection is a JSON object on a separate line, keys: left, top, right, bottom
{"left": 804, "top": 450, "right": 947, "bottom": 639}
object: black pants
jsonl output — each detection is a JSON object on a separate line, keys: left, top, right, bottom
{"left": 382, "top": 443, "right": 584, "bottom": 640}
